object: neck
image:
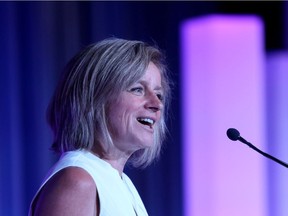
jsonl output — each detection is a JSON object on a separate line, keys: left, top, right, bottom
{"left": 91, "top": 146, "right": 131, "bottom": 175}
{"left": 102, "top": 157, "right": 128, "bottom": 175}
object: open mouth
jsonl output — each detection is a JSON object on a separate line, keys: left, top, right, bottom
{"left": 137, "top": 117, "right": 155, "bottom": 128}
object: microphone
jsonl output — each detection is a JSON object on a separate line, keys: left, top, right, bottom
{"left": 226, "top": 128, "right": 288, "bottom": 168}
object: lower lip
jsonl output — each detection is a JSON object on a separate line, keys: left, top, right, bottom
{"left": 139, "top": 123, "right": 154, "bottom": 132}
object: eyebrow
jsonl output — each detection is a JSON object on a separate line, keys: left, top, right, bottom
{"left": 138, "top": 80, "right": 163, "bottom": 91}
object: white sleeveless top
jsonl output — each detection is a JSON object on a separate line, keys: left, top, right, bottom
{"left": 29, "top": 150, "right": 148, "bottom": 216}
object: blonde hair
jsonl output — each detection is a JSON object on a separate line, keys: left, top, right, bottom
{"left": 47, "top": 38, "right": 171, "bottom": 167}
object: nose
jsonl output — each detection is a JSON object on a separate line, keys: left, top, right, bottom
{"left": 144, "top": 91, "right": 163, "bottom": 112}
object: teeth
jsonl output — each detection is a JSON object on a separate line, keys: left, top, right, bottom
{"left": 137, "top": 117, "right": 154, "bottom": 125}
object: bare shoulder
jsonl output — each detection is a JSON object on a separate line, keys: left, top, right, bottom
{"left": 50, "top": 166, "right": 96, "bottom": 189}
{"left": 33, "top": 167, "right": 97, "bottom": 216}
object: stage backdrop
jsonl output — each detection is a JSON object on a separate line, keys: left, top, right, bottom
{"left": 0, "top": 1, "right": 287, "bottom": 216}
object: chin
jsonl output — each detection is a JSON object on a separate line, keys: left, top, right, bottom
{"left": 130, "top": 136, "right": 154, "bottom": 150}
{"left": 132, "top": 142, "right": 152, "bottom": 151}
{"left": 140, "top": 141, "right": 154, "bottom": 149}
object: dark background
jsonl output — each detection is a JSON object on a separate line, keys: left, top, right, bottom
{"left": 0, "top": 1, "right": 287, "bottom": 215}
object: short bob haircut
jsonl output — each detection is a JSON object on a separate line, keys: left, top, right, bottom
{"left": 47, "top": 38, "right": 171, "bottom": 168}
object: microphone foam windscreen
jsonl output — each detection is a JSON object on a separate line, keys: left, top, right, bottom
{"left": 227, "top": 128, "right": 240, "bottom": 141}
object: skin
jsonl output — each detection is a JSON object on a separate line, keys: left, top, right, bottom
{"left": 104, "top": 62, "right": 163, "bottom": 173}
{"left": 33, "top": 167, "right": 98, "bottom": 216}
{"left": 33, "top": 62, "right": 163, "bottom": 215}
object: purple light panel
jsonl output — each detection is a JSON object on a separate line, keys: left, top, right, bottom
{"left": 181, "top": 15, "right": 267, "bottom": 216}
{"left": 266, "top": 52, "right": 288, "bottom": 216}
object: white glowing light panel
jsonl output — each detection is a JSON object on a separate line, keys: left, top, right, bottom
{"left": 266, "top": 52, "right": 288, "bottom": 216}
{"left": 181, "top": 15, "right": 267, "bottom": 216}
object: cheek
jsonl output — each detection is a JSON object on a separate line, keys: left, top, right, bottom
{"left": 107, "top": 101, "right": 135, "bottom": 130}
{"left": 110, "top": 96, "right": 139, "bottom": 115}
{"left": 106, "top": 93, "right": 141, "bottom": 131}
{"left": 108, "top": 100, "right": 129, "bottom": 119}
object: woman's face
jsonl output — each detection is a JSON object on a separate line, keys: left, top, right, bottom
{"left": 107, "top": 62, "right": 163, "bottom": 155}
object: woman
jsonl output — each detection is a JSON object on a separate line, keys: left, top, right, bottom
{"left": 29, "top": 38, "right": 171, "bottom": 215}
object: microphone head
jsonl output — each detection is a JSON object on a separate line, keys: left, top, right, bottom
{"left": 227, "top": 128, "right": 240, "bottom": 141}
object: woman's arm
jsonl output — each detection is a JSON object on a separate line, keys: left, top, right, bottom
{"left": 33, "top": 167, "right": 98, "bottom": 216}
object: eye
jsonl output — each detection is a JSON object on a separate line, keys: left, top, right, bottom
{"left": 128, "top": 86, "right": 144, "bottom": 95}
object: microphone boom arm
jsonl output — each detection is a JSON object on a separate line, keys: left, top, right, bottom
{"left": 239, "top": 137, "right": 288, "bottom": 168}
{"left": 227, "top": 128, "right": 288, "bottom": 168}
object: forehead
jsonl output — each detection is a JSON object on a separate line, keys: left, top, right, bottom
{"left": 139, "top": 62, "right": 162, "bottom": 87}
